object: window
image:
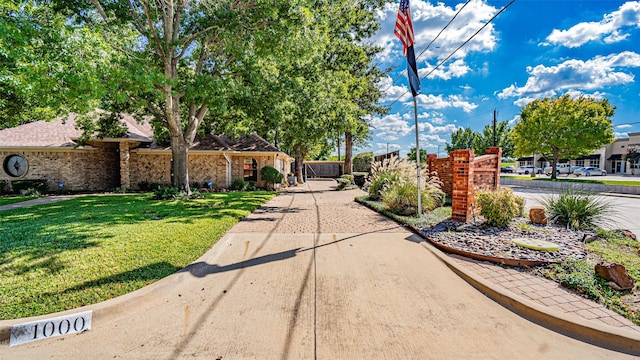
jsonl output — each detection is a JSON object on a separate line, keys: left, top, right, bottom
{"left": 575, "top": 159, "right": 584, "bottom": 167}
{"left": 631, "top": 160, "right": 640, "bottom": 169}
{"left": 3, "top": 154, "right": 28, "bottom": 177}
{"left": 590, "top": 159, "right": 600, "bottom": 168}
{"left": 243, "top": 158, "right": 257, "bottom": 182}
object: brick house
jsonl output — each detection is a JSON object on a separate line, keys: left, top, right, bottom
{"left": 0, "top": 115, "right": 293, "bottom": 192}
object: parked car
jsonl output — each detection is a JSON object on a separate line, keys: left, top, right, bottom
{"left": 516, "top": 166, "right": 542, "bottom": 175}
{"left": 500, "top": 166, "right": 515, "bottom": 173}
{"left": 571, "top": 166, "right": 585, "bottom": 176}
{"left": 578, "top": 167, "right": 607, "bottom": 176}
{"left": 544, "top": 163, "right": 571, "bottom": 176}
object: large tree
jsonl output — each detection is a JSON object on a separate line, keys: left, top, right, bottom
{"left": 445, "top": 127, "right": 479, "bottom": 154}
{"left": 476, "top": 121, "right": 515, "bottom": 158}
{"left": 48, "top": 0, "right": 291, "bottom": 193}
{"left": 514, "top": 94, "right": 615, "bottom": 180}
{"left": 0, "top": 0, "right": 117, "bottom": 127}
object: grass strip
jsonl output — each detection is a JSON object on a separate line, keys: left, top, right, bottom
{"left": 501, "top": 175, "right": 640, "bottom": 187}
{"left": 355, "top": 196, "right": 451, "bottom": 229}
{"left": 0, "top": 191, "right": 274, "bottom": 320}
{"left": 541, "top": 230, "right": 640, "bottom": 325}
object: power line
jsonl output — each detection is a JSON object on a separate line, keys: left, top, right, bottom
{"left": 416, "top": 0, "right": 471, "bottom": 61}
{"left": 385, "top": 0, "right": 516, "bottom": 108}
{"left": 380, "top": 0, "right": 471, "bottom": 95}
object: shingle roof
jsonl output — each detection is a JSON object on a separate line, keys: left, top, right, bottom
{"left": 0, "top": 115, "right": 283, "bottom": 154}
{"left": 0, "top": 114, "right": 154, "bottom": 147}
{"left": 150, "top": 133, "right": 281, "bottom": 152}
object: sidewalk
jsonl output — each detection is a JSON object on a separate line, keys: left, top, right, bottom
{"left": 1, "top": 180, "right": 638, "bottom": 359}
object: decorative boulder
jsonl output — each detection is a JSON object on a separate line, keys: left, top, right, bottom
{"left": 595, "top": 262, "right": 635, "bottom": 291}
{"left": 529, "top": 206, "right": 547, "bottom": 225}
{"left": 621, "top": 229, "right": 637, "bottom": 241}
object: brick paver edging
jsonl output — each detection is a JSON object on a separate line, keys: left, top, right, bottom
{"left": 425, "top": 241, "right": 640, "bottom": 356}
{"left": 354, "top": 197, "right": 640, "bottom": 356}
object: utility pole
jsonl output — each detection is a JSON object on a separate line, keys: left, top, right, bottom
{"left": 493, "top": 109, "right": 497, "bottom": 147}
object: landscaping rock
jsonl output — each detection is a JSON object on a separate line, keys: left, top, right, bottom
{"left": 622, "top": 229, "right": 637, "bottom": 241}
{"left": 529, "top": 206, "right": 547, "bottom": 225}
{"left": 595, "top": 262, "right": 635, "bottom": 291}
{"left": 420, "top": 218, "right": 587, "bottom": 263}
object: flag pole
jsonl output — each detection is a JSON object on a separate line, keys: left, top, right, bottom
{"left": 413, "top": 95, "right": 421, "bottom": 216}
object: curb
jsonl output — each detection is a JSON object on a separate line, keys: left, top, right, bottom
{"left": 0, "top": 231, "right": 235, "bottom": 346}
{"left": 420, "top": 238, "right": 640, "bottom": 356}
{"left": 354, "top": 197, "right": 640, "bottom": 356}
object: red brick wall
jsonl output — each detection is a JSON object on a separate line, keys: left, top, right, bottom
{"left": 427, "top": 147, "right": 501, "bottom": 222}
{"left": 426, "top": 154, "right": 453, "bottom": 197}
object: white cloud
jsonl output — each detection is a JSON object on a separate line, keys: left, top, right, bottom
{"left": 615, "top": 132, "right": 630, "bottom": 139}
{"left": 376, "top": 143, "right": 401, "bottom": 151}
{"left": 419, "top": 133, "right": 447, "bottom": 145}
{"left": 415, "top": 94, "right": 478, "bottom": 113}
{"left": 418, "top": 122, "right": 459, "bottom": 135}
{"left": 616, "top": 124, "right": 633, "bottom": 129}
{"left": 418, "top": 111, "right": 447, "bottom": 124}
{"left": 420, "top": 59, "right": 471, "bottom": 80}
{"left": 368, "top": 113, "right": 413, "bottom": 141}
{"left": 372, "top": 0, "right": 499, "bottom": 68}
{"left": 543, "top": 1, "right": 640, "bottom": 48}
{"left": 377, "top": 75, "right": 413, "bottom": 103}
{"left": 498, "top": 52, "right": 640, "bottom": 102}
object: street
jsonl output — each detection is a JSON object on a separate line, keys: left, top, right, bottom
{"left": 508, "top": 185, "right": 640, "bottom": 239}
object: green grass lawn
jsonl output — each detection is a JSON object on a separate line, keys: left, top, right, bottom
{"left": 0, "top": 196, "right": 38, "bottom": 206}
{"left": 0, "top": 191, "right": 274, "bottom": 320}
{"left": 541, "top": 230, "right": 640, "bottom": 325}
{"left": 501, "top": 175, "right": 640, "bottom": 187}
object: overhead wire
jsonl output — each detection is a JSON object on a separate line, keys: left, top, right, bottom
{"left": 385, "top": 0, "right": 516, "bottom": 108}
{"left": 380, "top": 0, "right": 471, "bottom": 95}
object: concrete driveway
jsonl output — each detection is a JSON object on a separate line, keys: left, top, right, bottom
{"left": 1, "top": 180, "right": 636, "bottom": 359}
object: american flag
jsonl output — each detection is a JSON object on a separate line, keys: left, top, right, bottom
{"left": 394, "top": 0, "right": 415, "bottom": 57}
{"left": 394, "top": 0, "right": 420, "bottom": 96}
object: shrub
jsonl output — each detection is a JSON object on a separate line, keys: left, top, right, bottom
{"left": 540, "top": 188, "right": 614, "bottom": 230}
{"left": 230, "top": 178, "right": 248, "bottom": 191}
{"left": 353, "top": 152, "right": 374, "bottom": 173}
{"left": 152, "top": 186, "right": 202, "bottom": 200}
{"left": 20, "top": 188, "right": 41, "bottom": 197}
{"left": 152, "top": 186, "right": 181, "bottom": 200}
{"left": 476, "top": 188, "right": 525, "bottom": 228}
{"left": 335, "top": 177, "right": 351, "bottom": 190}
{"left": 381, "top": 178, "right": 444, "bottom": 216}
{"left": 366, "top": 156, "right": 413, "bottom": 200}
{"left": 261, "top": 166, "right": 283, "bottom": 185}
{"left": 340, "top": 174, "right": 354, "bottom": 184}
{"left": 11, "top": 179, "right": 48, "bottom": 194}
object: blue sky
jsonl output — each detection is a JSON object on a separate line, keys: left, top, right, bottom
{"left": 357, "top": 0, "right": 640, "bottom": 157}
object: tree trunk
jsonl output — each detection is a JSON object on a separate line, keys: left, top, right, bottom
{"left": 170, "top": 135, "right": 190, "bottom": 193}
{"left": 294, "top": 145, "right": 305, "bottom": 184}
{"left": 551, "top": 148, "right": 560, "bottom": 180}
{"left": 344, "top": 131, "right": 353, "bottom": 175}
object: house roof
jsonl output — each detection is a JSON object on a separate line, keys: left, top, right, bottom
{"left": 0, "top": 114, "right": 286, "bottom": 156}
{"left": 150, "top": 133, "right": 281, "bottom": 153}
{"left": 0, "top": 114, "right": 153, "bottom": 147}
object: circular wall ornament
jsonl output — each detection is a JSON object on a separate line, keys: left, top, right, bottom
{"left": 4, "top": 155, "right": 28, "bottom": 177}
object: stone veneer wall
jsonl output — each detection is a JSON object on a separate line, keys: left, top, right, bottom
{"left": 128, "top": 151, "right": 172, "bottom": 188}
{"left": 0, "top": 142, "right": 120, "bottom": 191}
{"left": 129, "top": 151, "right": 277, "bottom": 189}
